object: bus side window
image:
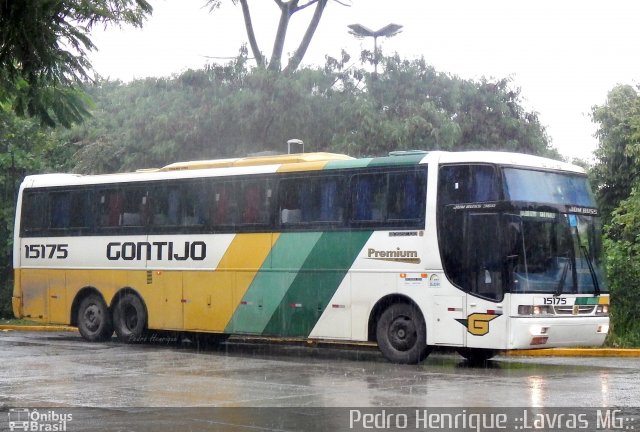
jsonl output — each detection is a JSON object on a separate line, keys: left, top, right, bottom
{"left": 279, "top": 176, "right": 344, "bottom": 226}
{"left": 183, "top": 185, "right": 206, "bottom": 226}
{"left": 279, "top": 180, "right": 301, "bottom": 224}
{"left": 438, "top": 165, "right": 498, "bottom": 206}
{"left": 211, "top": 182, "right": 236, "bottom": 226}
{"left": 68, "top": 191, "right": 91, "bottom": 229}
{"left": 50, "top": 192, "right": 71, "bottom": 229}
{"left": 97, "top": 190, "right": 123, "bottom": 227}
{"left": 21, "top": 193, "right": 48, "bottom": 233}
{"left": 242, "top": 183, "right": 260, "bottom": 224}
{"left": 351, "top": 174, "right": 386, "bottom": 222}
{"left": 121, "top": 189, "right": 146, "bottom": 226}
{"left": 150, "top": 186, "right": 181, "bottom": 226}
{"left": 388, "top": 171, "right": 426, "bottom": 221}
{"left": 167, "top": 188, "right": 180, "bottom": 225}
{"left": 240, "top": 180, "right": 271, "bottom": 225}
{"left": 319, "top": 178, "right": 343, "bottom": 222}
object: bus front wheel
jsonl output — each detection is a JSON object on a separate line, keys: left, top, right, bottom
{"left": 77, "top": 294, "right": 113, "bottom": 342}
{"left": 113, "top": 293, "right": 147, "bottom": 343}
{"left": 376, "top": 303, "right": 430, "bottom": 364}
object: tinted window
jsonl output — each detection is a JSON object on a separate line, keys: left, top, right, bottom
{"left": 21, "top": 193, "right": 48, "bottom": 232}
{"left": 279, "top": 176, "right": 345, "bottom": 225}
{"left": 97, "top": 187, "right": 148, "bottom": 227}
{"left": 437, "top": 164, "right": 501, "bottom": 297}
{"left": 351, "top": 169, "right": 427, "bottom": 225}
{"left": 239, "top": 180, "right": 272, "bottom": 225}
{"left": 149, "top": 183, "right": 207, "bottom": 228}
{"left": 503, "top": 168, "right": 595, "bottom": 207}
{"left": 50, "top": 191, "right": 90, "bottom": 229}
{"left": 438, "top": 165, "right": 499, "bottom": 206}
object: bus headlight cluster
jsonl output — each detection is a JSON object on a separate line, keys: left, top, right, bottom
{"left": 596, "top": 305, "right": 609, "bottom": 315}
{"left": 518, "top": 305, "right": 554, "bottom": 316}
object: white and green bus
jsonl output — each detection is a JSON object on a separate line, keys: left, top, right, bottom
{"left": 12, "top": 150, "right": 609, "bottom": 363}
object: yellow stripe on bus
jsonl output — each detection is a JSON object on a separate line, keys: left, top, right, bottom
{"left": 183, "top": 233, "right": 279, "bottom": 332}
{"left": 276, "top": 161, "right": 330, "bottom": 173}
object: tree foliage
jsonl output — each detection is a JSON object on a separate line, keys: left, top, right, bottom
{"left": 0, "top": 0, "right": 152, "bottom": 127}
{"left": 62, "top": 51, "right": 555, "bottom": 174}
{"left": 591, "top": 84, "right": 640, "bottom": 221}
{"left": 591, "top": 84, "right": 640, "bottom": 346}
{"left": 0, "top": 110, "right": 72, "bottom": 317}
{"left": 603, "top": 189, "right": 640, "bottom": 346}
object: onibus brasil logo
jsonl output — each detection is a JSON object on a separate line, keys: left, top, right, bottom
{"left": 7, "top": 409, "right": 72, "bottom": 432}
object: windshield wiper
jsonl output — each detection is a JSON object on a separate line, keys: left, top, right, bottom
{"left": 581, "top": 245, "right": 601, "bottom": 296}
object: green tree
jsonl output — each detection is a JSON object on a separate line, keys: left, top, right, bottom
{"left": 0, "top": 0, "right": 152, "bottom": 127}
{"left": 591, "top": 84, "right": 640, "bottom": 220}
{"left": 65, "top": 51, "right": 555, "bottom": 174}
{"left": 206, "top": 0, "right": 345, "bottom": 74}
{"left": 591, "top": 84, "right": 640, "bottom": 347}
{"left": 0, "top": 110, "right": 72, "bottom": 318}
{"left": 603, "top": 188, "right": 640, "bottom": 346}
{"left": 335, "top": 54, "right": 555, "bottom": 158}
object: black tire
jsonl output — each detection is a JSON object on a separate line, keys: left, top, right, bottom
{"left": 456, "top": 348, "right": 498, "bottom": 365}
{"left": 376, "top": 303, "right": 430, "bottom": 364}
{"left": 112, "top": 293, "right": 147, "bottom": 343}
{"left": 77, "top": 294, "right": 113, "bottom": 342}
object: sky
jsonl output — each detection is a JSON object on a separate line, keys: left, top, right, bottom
{"left": 89, "top": 0, "right": 640, "bottom": 161}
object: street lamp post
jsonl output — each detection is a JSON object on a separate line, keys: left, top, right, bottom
{"left": 347, "top": 23, "right": 403, "bottom": 75}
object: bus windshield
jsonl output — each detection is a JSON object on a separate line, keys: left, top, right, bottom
{"left": 503, "top": 168, "right": 606, "bottom": 295}
{"left": 438, "top": 165, "right": 607, "bottom": 299}
{"left": 506, "top": 211, "right": 606, "bottom": 294}
{"left": 503, "top": 168, "right": 596, "bottom": 206}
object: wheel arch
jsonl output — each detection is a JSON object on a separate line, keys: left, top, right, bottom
{"left": 70, "top": 287, "right": 107, "bottom": 327}
{"left": 367, "top": 294, "right": 424, "bottom": 342}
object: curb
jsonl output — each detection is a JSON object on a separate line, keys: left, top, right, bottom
{"left": 0, "top": 325, "right": 77, "bottom": 332}
{"left": 506, "top": 348, "right": 640, "bottom": 357}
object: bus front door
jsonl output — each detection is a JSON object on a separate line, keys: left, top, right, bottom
{"left": 463, "top": 213, "right": 509, "bottom": 350}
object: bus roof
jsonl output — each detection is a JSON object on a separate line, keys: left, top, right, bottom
{"left": 20, "top": 150, "right": 584, "bottom": 189}
{"left": 155, "top": 152, "right": 354, "bottom": 171}
{"left": 430, "top": 151, "right": 584, "bottom": 174}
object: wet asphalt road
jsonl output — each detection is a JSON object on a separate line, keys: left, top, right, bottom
{"left": 1, "top": 331, "right": 639, "bottom": 430}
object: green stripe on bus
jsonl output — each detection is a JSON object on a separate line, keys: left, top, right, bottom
{"left": 575, "top": 297, "right": 599, "bottom": 305}
{"left": 261, "top": 231, "right": 372, "bottom": 337}
{"left": 225, "top": 232, "right": 323, "bottom": 334}
{"left": 323, "top": 158, "right": 373, "bottom": 170}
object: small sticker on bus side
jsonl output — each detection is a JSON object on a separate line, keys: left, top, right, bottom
{"left": 399, "top": 273, "right": 427, "bottom": 288}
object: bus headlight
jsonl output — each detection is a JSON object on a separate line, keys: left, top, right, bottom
{"left": 596, "top": 305, "right": 609, "bottom": 315}
{"left": 518, "top": 305, "right": 554, "bottom": 316}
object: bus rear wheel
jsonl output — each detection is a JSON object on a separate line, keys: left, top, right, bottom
{"left": 113, "top": 293, "right": 147, "bottom": 343}
{"left": 77, "top": 294, "right": 113, "bottom": 342}
{"left": 376, "top": 303, "right": 430, "bottom": 364}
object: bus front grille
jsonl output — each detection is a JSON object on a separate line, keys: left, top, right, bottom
{"left": 554, "top": 305, "right": 595, "bottom": 315}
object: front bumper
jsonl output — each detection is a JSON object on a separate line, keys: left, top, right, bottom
{"left": 509, "top": 316, "right": 609, "bottom": 349}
